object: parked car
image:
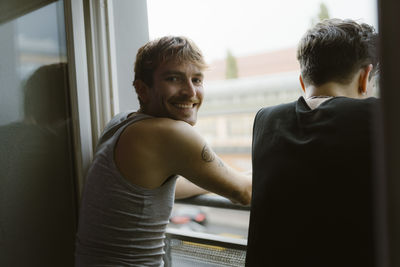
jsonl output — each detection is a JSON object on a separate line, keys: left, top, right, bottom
{"left": 170, "top": 206, "right": 207, "bottom": 231}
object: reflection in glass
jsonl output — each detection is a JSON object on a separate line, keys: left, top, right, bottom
{"left": 0, "top": 1, "right": 76, "bottom": 266}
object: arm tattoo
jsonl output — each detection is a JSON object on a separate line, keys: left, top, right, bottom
{"left": 201, "top": 144, "right": 215, "bottom": 162}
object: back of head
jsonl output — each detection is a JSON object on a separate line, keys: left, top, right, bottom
{"left": 133, "top": 36, "right": 207, "bottom": 88}
{"left": 297, "top": 18, "right": 378, "bottom": 87}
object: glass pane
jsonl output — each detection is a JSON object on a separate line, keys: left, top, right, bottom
{"left": 0, "top": 1, "right": 76, "bottom": 266}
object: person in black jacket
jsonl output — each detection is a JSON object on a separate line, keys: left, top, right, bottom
{"left": 246, "top": 19, "right": 379, "bottom": 267}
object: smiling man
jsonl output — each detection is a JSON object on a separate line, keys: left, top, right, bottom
{"left": 75, "top": 36, "right": 251, "bottom": 266}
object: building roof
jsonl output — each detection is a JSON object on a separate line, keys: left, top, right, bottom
{"left": 205, "top": 47, "right": 300, "bottom": 81}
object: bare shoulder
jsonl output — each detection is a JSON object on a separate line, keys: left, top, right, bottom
{"left": 135, "top": 117, "right": 192, "bottom": 132}
{"left": 114, "top": 117, "right": 203, "bottom": 188}
{"left": 124, "top": 117, "right": 199, "bottom": 145}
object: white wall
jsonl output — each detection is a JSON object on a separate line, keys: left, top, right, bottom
{"left": 111, "top": 0, "right": 149, "bottom": 112}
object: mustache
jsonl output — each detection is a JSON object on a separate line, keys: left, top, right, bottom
{"left": 170, "top": 96, "right": 201, "bottom": 104}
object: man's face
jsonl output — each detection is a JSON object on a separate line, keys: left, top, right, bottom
{"left": 144, "top": 59, "right": 204, "bottom": 126}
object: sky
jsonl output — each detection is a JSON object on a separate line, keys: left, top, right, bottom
{"left": 146, "top": 0, "right": 378, "bottom": 62}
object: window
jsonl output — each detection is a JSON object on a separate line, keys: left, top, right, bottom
{"left": 147, "top": 0, "right": 378, "bottom": 242}
{"left": 0, "top": 1, "right": 76, "bottom": 265}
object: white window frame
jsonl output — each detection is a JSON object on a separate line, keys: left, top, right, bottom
{"left": 83, "top": 0, "right": 119, "bottom": 143}
{"left": 84, "top": 0, "right": 149, "bottom": 145}
{"left": 63, "top": 0, "right": 149, "bottom": 197}
{"left": 64, "top": 0, "right": 93, "bottom": 197}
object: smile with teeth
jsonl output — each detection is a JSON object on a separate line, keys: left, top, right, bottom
{"left": 173, "top": 103, "right": 196, "bottom": 109}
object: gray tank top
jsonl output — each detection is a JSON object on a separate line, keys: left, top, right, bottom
{"left": 75, "top": 112, "right": 177, "bottom": 267}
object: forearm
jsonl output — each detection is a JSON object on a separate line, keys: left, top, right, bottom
{"left": 175, "top": 176, "right": 209, "bottom": 199}
{"left": 159, "top": 121, "right": 251, "bottom": 204}
{"left": 212, "top": 166, "right": 252, "bottom": 206}
{"left": 175, "top": 143, "right": 252, "bottom": 205}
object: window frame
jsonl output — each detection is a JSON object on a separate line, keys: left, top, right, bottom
{"left": 63, "top": 0, "right": 149, "bottom": 198}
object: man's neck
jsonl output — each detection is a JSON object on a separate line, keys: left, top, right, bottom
{"left": 304, "top": 81, "right": 361, "bottom": 99}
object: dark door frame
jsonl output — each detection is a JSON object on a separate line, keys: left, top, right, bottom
{"left": 377, "top": 0, "right": 400, "bottom": 266}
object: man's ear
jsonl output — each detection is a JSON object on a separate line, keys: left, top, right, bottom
{"left": 299, "top": 75, "right": 306, "bottom": 93}
{"left": 134, "top": 80, "right": 150, "bottom": 104}
{"left": 358, "top": 64, "right": 373, "bottom": 95}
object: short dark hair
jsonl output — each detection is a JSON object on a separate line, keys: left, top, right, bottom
{"left": 134, "top": 36, "right": 207, "bottom": 88}
{"left": 297, "top": 18, "right": 378, "bottom": 87}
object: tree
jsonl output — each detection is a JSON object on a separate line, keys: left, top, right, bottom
{"left": 225, "top": 50, "right": 238, "bottom": 79}
{"left": 311, "top": 2, "right": 330, "bottom": 25}
{"left": 318, "top": 2, "right": 330, "bottom": 21}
